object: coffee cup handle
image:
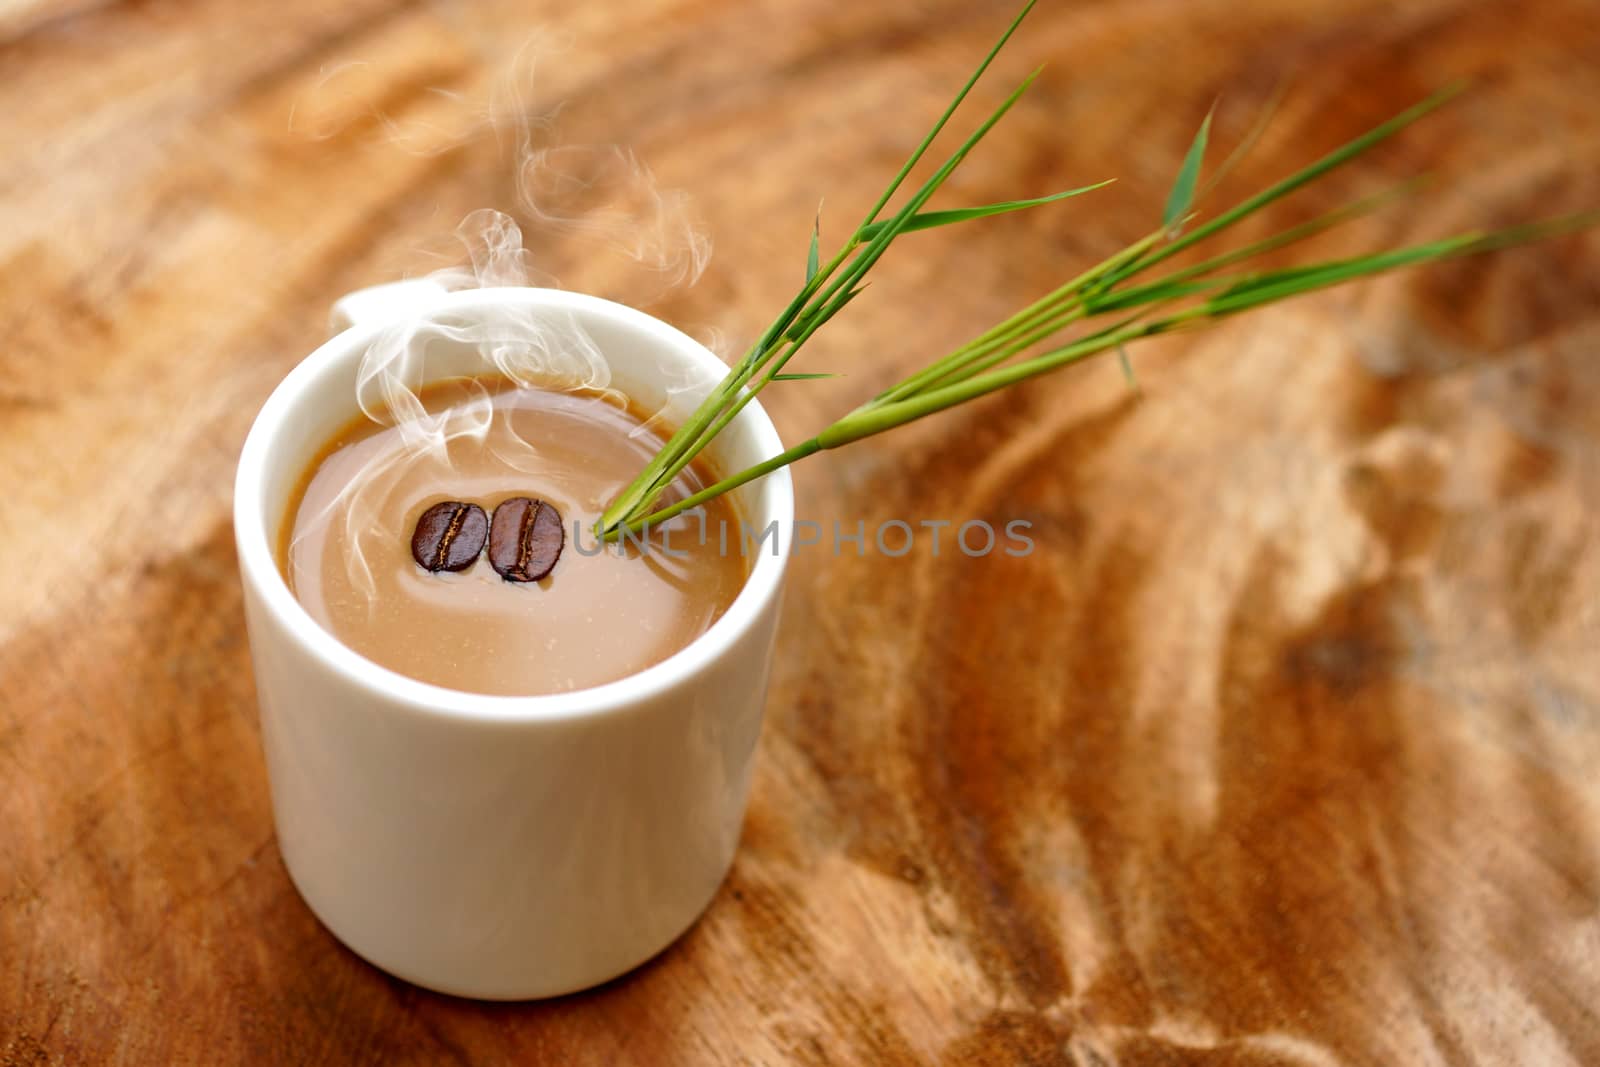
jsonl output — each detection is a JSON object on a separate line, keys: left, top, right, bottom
{"left": 328, "top": 279, "right": 453, "bottom": 335}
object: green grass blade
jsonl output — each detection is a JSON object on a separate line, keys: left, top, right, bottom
{"left": 1164, "top": 104, "right": 1213, "bottom": 231}
{"left": 785, "top": 71, "right": 1042, "bottom": 344}
{"left": 607, "top": 12, "right": 1048, "bottom": 532}
{"left": 1083, "top": 276, "right": 1226, "bottom": 314}
{"left": 856, "top": 180, "right": 1113, "bottom": 241}
{"left": 1117, "top": 344, "right": 1139, "bottom": 393}
{"left": 608, "top": 59, "right": 1600, "bottom": 539}
{"left": 1159, "top": 180, "right": 1425, "bottom": 283}
{"left": 1076, "top": 182, "right": 1428, "bottom": 315}
{"left": 858, "top": 0, "right": 1039, "bottom": 227}
{"left": 628, "top": 207, "right": 1599, "bottom": 529}
{"left": 612, "top": 72, "right": 1041, "bottom": 529}
{"left": 786, "top": 280, "right": 871, "bottom": 341}
{"left": 806, "top": 207, "right": 821, "bottom": 283}
{"left": 611, "top": 438, "right": 825, "bottom": 538}
{"left": 1196, "top": 212, "right": 1600, "bottom": 317}
{"left": 827, "top": 211, "right": 1597, "bottom": 457}
{"left": 1120, "top": 84, "right": 1467, "bottom": 284}
{"left": 868, "top": 228, "right": 1165, "bottom": 406}
{"left": 818, "top": 318, "right": 1155, "bottom": 449}
{"left": 919, "top": 304, "right": 1170, "bottom": 393}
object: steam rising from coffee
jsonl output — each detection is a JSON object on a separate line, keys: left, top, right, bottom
{"left": 288, "top": 40, "right": 715, "bottom": 602}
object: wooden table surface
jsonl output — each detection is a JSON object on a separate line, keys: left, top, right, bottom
{"left": 4, "top": 0, "right": 1599, "bottom": 1063}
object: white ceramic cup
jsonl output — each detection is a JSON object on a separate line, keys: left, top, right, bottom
{"left": 233, "top": 283, "right": 792, "bottom": 1000}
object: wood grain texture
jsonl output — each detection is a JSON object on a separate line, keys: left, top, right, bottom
{"left": 3, "top": 0, "right": 1598, "bottom": 1063}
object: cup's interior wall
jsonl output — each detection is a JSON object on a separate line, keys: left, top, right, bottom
{"left": 257, "top": 295, "right": 779, "bottom": 565}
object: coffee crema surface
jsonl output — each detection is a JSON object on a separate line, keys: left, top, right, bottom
{"left": 281, "top": 379, "right": 749, "bottom": 696}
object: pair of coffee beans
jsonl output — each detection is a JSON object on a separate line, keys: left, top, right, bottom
{"left": 410, "top": 497, "right": 565, "bottom": 583}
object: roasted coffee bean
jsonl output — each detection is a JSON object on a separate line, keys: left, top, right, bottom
{"left": 488, "top": 497, "right": 565, "bottom": 583}
{"left": 410, "top": 501, "right": 488, "bottom": 573}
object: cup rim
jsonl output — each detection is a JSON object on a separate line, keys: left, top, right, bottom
{"left": 233, "top": 286, "right": 794, "bottom": 722}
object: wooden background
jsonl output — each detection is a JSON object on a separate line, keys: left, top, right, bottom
{"left": 3, "top": 0, "right": 1598, "bottom": 1063}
